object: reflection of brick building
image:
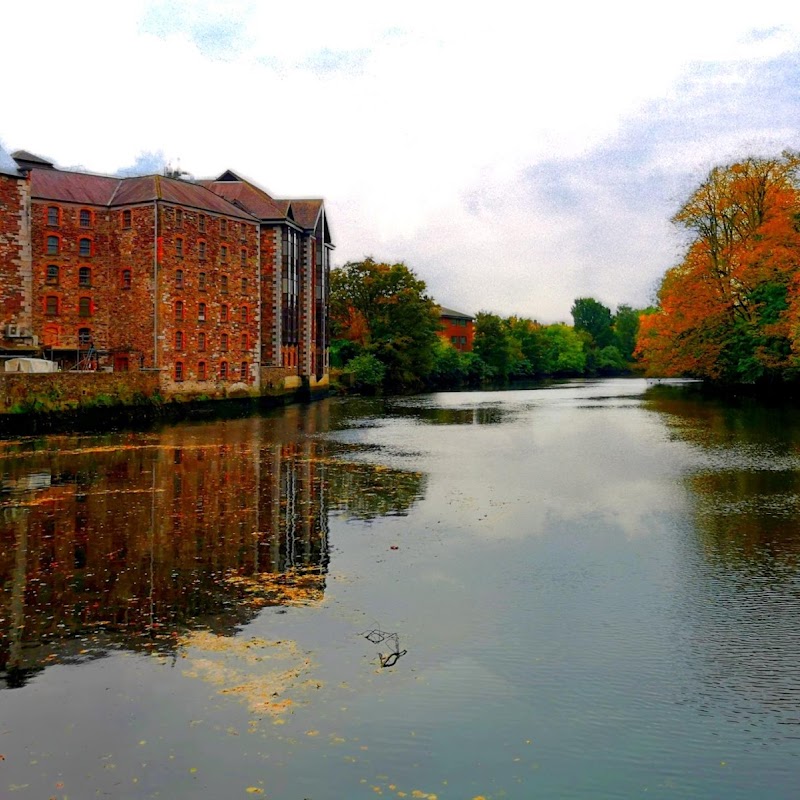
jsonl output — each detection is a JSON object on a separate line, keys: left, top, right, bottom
{"left": 439, "top": 306, "right": 474, "bottom": 352}
{"left": 0, "top": 147, "right": 333, "bottom": 395}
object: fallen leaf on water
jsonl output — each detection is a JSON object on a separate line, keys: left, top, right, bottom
{"left": 246, "top": 788, "right": 264, "bottom": 795}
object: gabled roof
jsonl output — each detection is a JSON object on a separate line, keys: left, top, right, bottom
{"left": 27, "top": 167, "right": 255, "bottom": 220}
{"left": 439, "top": 307, "right": 474, "bottom": 321}
{"left": 202, "top": 178, "right": 288, "bottom": 221}
{"left": 0, "top": 144, "right": 22, "bottom": 178}
{"left": 12, "top": 150, "right": 55, "bottom": 170}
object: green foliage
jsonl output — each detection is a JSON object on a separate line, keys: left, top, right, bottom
{"left": 330, "top": 258, "right": 441, "bottom": 391}
{"left": 473, "top": 312, "right": 516, "bottom": 381}
{"left": 571, "top": 297, "right": 614, "bottom": 348}
{"left": 541, "top": 324, "right": 587, "bottom": 374}
{"left": 330, "top": 338, "right": 361, "bottom": 369}
{"left": 345, "top": 353, "right": 386, "bottom": 392}
{"left": 613, "top": 304, "right": 640, "bottom": 361}
{"left": 596, "top": 345, "right": 627, "bottom": 374}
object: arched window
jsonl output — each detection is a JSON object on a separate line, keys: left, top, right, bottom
{"left": 78, "top": 267, "right": 91, "bottom": 287}
{"left": 240, "top": 332, "right": 248, "bottom": 350}
{"left": 221, "top": 304, "right": 229, "bottom": 322}
{"left": 79, "top": 237, "right": 92, "bottom": 257}
{"left": 240, "top": 305, "right": 248, "bottom": 323}
{"left": 221, "top": 274, "right": 228, "bottom": 294}
{"left": 240, "top": 361, "right": 249, "bottom": 382}
{"left": 45, "top": 296, "right": 59, "bottom": 316}
{"left": 198, "top": 240, "right": 207, "bottom": 261}
{"left": 198, "top": 332, "right": 206, "bottom": 352}
{"left": 175, "top": 330, "right": 184, "bottom": 350}
{"left": 198, "top": 361, "right": 207, "bottom": 380}
{"left": 220, "top": 245, "right": 228, "bottom": 263}
{"left": 198, "top": 302, "right": 206, "bottom": 322}
{"left": 79, "top": 297, "right": 92, "bottom": 317}
{"left": 80, "top": 209, "right": 92, "bottom": 228}
{"left": 175, "top": 361, "right": 184, "bottom": 382}
{"left": 176, "top": 237, "right": 184, "bottom": 257}
{"left": 219, "top": 361, "right": 228, "bottom": 379}
{"left": 121, "top": 269, "right": 132, "bottom": 289}
{"left": 240, "top": 248, "right": 247, "bottom": 266}
{"left": 46, "top": 265, "right": 59, "bottom": 285}
{"left": 47, "top": 235, "right": 60, "bottom": 255}
{"left": 220, "top": 219, "right": 228, "bottom": 238}
{"left": 47, "top": 206, "right": 60, "bottom": 226}
{"left": 220, "top": 333, "right": 229, "bottom": 352}
{"left": 122, "top": 209, "right": 132, "bottom": 228}
{"left": 176, "top": 269, "right": 184, "bottom": 289}
{"left": 175, "top": 300, "right": 184, "bottom": 321}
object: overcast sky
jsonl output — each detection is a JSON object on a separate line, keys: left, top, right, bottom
{"left": 2, "top": 1, "right": 798, "bottom": 322}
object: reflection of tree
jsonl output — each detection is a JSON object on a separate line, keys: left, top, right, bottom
{"left": 0, "top": 402, "right": 426, "bottom": 687}
{"left": 646, "top": 384, "right": 800, "bottom": 728}
{"left": 385, "top": 403, "right": 505, "bottom": 426}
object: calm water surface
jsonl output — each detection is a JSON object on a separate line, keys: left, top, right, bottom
{"left": 2, "top": 378, "right": 800, "bottom": 799}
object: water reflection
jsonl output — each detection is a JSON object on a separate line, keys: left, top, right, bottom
{"left": 0, "top": 404, "right": 425, "bottom": 688}
{"left": 385, "top": 401, "right": 506, "bottom": 426}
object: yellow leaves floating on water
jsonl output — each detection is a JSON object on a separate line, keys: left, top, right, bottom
{"left": 225, "top": 567, "right": 325, "bottom": 607}
{"left": 178, "top": 630, "right": 318, "bottom": 719}
{"left": 245, "top": 788, "right": 265, "bottom": 795}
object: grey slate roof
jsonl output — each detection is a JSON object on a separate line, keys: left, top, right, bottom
{"left": 439, "top": 307, "right": 474, "bottom": 320}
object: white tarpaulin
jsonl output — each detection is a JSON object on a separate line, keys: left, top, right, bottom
{"left": 4, "top": 358, "right": 60, "bottom": 373}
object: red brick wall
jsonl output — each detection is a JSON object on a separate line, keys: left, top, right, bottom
{"left": 440, "top": 317, "right": 475, "bottom": 351}
{"left": 0, "top": 173, "right": 29, "bottom": 333}
{"left": 260, "top": 225, "right": 279, "bottom": 366}
{"left": 156, "top": 206, "right": 260, "bottom": 393}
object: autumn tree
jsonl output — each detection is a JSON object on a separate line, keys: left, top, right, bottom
{"left": 329, "top": 258, "right": 442, "bottom": 390}
{"left": 636, "top": 151, "right": 800, "bottom": 383}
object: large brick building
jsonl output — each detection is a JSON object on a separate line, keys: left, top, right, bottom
{"left": 0, "top": 146, "right": 333, "bottom": 396}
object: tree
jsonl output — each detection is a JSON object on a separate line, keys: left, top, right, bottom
{"left": 541, "top": 324, "right": 586, "bottom": 374}
{"left": 473, "top": 312, "right": 517, "bottom": 381}
{"left": 635, "top": 152, "right": 800, "bottom": 383}
{"left": 329, "top": 258, "right": 442, "bottom": 390}
{"left": 613, "top": 305, "right": 640, "bottom": 362}
{"left": 571, "top": 298, "right": 614, "bottom": 349}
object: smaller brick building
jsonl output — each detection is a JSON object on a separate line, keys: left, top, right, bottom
{"left": 439, "top": 307, "right": 474, "bottom": 352}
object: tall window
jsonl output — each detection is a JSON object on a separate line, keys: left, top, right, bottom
{"left": 240, "top": 332, "right": 248, "bottom": 350}
{"left": 175, "top": 361, "right": 184, "bottom": 382}
{"left": 241, "top": 361, "right": 249, "bottom": 382}
{"left": 241, "top": 277, "right": 248, "bottom": 293}
{"left": 221, "top": 274, "right": 228, "bottom": 294}
{"left": 79, "top": 238, "right": 92, "bottom": 257}
{"left": 198, "top": 272, "right": 207, "bottom": 291}
{"left": 78, "top": 327, "right": 91, "bottom": 346}
{"left": 240, "top": 305, "right": 248, "bottom": 323}
{"left": 121, "top": 269, "right": 132, "bottom": 289}
{"left": 198, "top": 361, "right": 207, "bottom": 380}
{"left": 240, "top": 248, "right": 247, "bottom": 267}
{"left": 176, "top": 269, "right": 184, "bottom": 289}
{"left": 220, "top": 219, "right": 227, "bottom": 238}
{"left": 122, "top": 209, "right": 132, "bottom": 228}
{"left": 47, "top": 235, "right": 59, "bottom": 255}
{"left": 175, "top": 330, "right": 184, "bottom": 350}
{"left": 198, "top": 240, "right": 207, "bottom": 261}
{"left": 79, "top": 297, "right": 92, "bottom": 317}
{"left": 198, "top": 302, "right": 206, "bottom": 322}
{"left": 221, "top": 304, "right": 229, "bottom": 322}
{"left": 198, "top": 331, "right": 206, "bottom": 351}
{"left": 47, "top": 206, "right": 59, "bottom": 226}
{"left": 176, "top": 237, "right": 184, "bottom": 257}
{"left": 221, "top": 333, "right": 229, "bottom": 351}
{"left": 240, "top": 222, "right": 246, "bottom": 242}
{"left": 175, "top": 208, "right": 183, "bottom": 228}
{"left": 199, "top": 214, "right": 206, "bottom": 233}
{"left": 45, "top": 296, "right": 59, "bottom": 316}
{"left": 80, "top": 209, "right": 92, "bottom": 228}
{"left": 282, "top": 227, "right": 300, "bottom": 352}
{"left": 220, "top": 245, "right": 228, "bottom": 263}
{"left": 220, "top": 361, "right": 228, "bottom": 379}
{"left": 46, "top": 265, "right": 59, "bottom": 285}
{"left": 78, "top": 267, "right": 91, "bottom": 287}
{"left": 175, "top": 300, "right": 184, "bottom": 321}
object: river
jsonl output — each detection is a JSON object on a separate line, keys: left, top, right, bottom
{"left": 1, "top": 378, "right": 799, "bottom": 799}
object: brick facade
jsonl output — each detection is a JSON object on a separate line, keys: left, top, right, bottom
{"left": 439, "top": 307, "right": 475, "bottom": 352}
{"left": 0, "top": 149, "right": 332, "bottom": 397}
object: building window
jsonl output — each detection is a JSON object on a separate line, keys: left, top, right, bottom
{"left": 240, "top": 332, "right": 248, "bottom": 350}
{"left": 175, "top": 330, "right": 184, "bottom": 350}
{"left": 121, "top": 269, "right": 132, "bottom": 289}
{"left": 240, "top": 305, "right": 248, "bottom": 323}
{"left": 240, "top": 223, "right": 247, "bottom": 242}
{"left": 241, "top": 361, "right": 249, "bottom": 382}
{"left": 45, "top": 296, "right": 59, "bottom": 316}
{"left": 78, "top": 327, "right": 92, "bottom": 346}
{"left": 80, "top": 209, "right": 92, "bottom": 228}
{"left": 221, "top": 304, "right": 229, "bottom": 322}
{"left": 221, "top": 333, "right": 229, "bottom": 351}
{"left": 122, "top": 209, "right": 132, "bottom": 228}
{"left": 175, "top": 361, "right": 184, "bottom": 382}
{"left": 175, "top": 300, "right": 184, "bottom": 321}
{"left": 47, "top": 235, "right": 59, "bottom": 255}
{"left": 46, "top": 264, "right": 59, "bottom": 285}
{"left": 79, "top": 238, "right": 92, "bottom": 257}
{"left": 198, "top": 302, "right": 206, "bottom": 322}
{"left": 241, "top": 277, "right": 248, "bottom": 293}
{"left": 198, "top": 331, "right": 206, "bottom": 351}
{"left": 221, "top": 274, "right": 228, "bottom": 294}
{"left": 198, "top": 360, "right": 207, "bottom": 380}
{"left": 220, "top": 361, "right": 228, "bottom": 379}
{"left": 199, "top": 214, "right": 206, "bottom": 233}
{"left": 240, "top": 248, "right": 247, "bottom": 267}
{"left": 176, "top": 269, "right": 184, "bottom": 289}
{"left": 198, "top": 272, "right": 206, "bottom": 291}
{"left": 176, "top": 237, "right": 184, "bottom": 257}
{"left": 220, "top": 245, "right": 228, "bottom": 263}
{"left": 198, "top": 240, "right": 207, "bottom": 261}
{"left": 175, "top": 208, "right": 183, "bottom": 228}
{"left": 79, "top": 297, "right": 92, "bottom": 317}
{"left": 79, "top": 267, "right": 91, "bottom": 287}
{"left": 220, "top": 219, "right": 227, "bottom": 238}
{"left": 47, "top": 206, "right": 60, "bottom": 226}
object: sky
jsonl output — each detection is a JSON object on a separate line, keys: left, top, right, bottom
{"left": 2, "top": 1, "right": 799, "bottom": 322}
